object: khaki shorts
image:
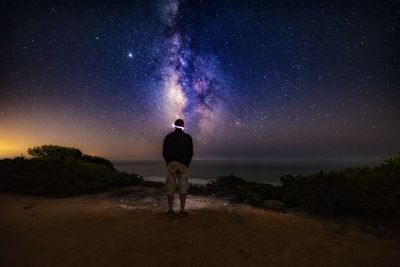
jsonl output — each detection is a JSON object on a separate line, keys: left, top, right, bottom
{"left": 165, "top": 161, "right": 189, "bottom": 195}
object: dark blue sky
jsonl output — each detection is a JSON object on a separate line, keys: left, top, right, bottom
{"left": 1, "top": 0, "right": 399, "bottom": 160}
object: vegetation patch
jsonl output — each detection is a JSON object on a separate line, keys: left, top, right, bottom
{"left": 0, "top": 145, "right": 143, "bottom": 196}
{"left": 190, "top": 152, "right": 400, "bottom": 221}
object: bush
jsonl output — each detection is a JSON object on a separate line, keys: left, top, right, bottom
{"left": 198, "top": 174, "right": 283, "bottom": 207}
{"left": 0, "top": 145, "right": 144, "bottom": 196}
{"left": 281, "top": 152, "right": 400, "bottom": 220}
{"left": 28, "top": 145, "right": 82, "bottom": 160}
{"left": 27, "top": 145, "right": 115, "bottom": 170}
{"left": 264, "top": 200, "right": 286, "bottom": 212}
{"left": 81, "top": 154, "right": 115, "bottom": 170}
{"left": 142, "top": 180, "right": 164, "bottom": 188}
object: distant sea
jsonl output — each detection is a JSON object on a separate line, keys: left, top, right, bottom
{"left": 113, "top": 158, "right": 381, "bottom": 185}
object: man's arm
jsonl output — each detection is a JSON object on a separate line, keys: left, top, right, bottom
{"left": 187, "top": 135, "right": 193, "bottom": 166}
{"left": 162, "top": 136, "right": 168, "bottom": 163}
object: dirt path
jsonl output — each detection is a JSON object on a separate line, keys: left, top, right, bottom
{"left": 0, "top": 189, "right": 399, "bottom": 267}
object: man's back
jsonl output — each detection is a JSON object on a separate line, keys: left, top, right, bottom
{"left": 163, "top": 129, "right": 193, "bottom": 167}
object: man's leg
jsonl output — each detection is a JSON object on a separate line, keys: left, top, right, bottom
{"left": 166, "top": 162, "right": 177, "bottom": 213}
{"left": 177, "top": 162, "right": 189, "bottom": 214}
{"left": 168, "top": 194, "right": 174, "bottom": 212}
{"left": 179, "top": 193, "right": 186, "bottom": 212}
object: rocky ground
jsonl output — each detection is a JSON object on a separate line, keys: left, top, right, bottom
{"left": 109, "top": 186, "right": 232, "bottom": 211}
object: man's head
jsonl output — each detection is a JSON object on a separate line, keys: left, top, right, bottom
{"left": 173, "top": 119, "right": 184, "bottom": 129}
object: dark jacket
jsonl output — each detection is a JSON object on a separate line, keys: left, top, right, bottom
{"left": 163, "top": 129, "right": 193, "bottom": 167}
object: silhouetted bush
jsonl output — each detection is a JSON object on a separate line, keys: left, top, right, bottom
{"left": 188, "top": 153, "right": 400, "bottom": 221}
{"left": 0, "top": 145, "right": 143, "bottom": 196}
{"left": 196, "top": 174, "right": 284, "bottom": 207}
{"left": 81, "top": 154, "right": 115, "bottom": 170}
{"left": 27, "top": 145, "right": 115, "bottom": 170}
{"left": 281, "top": 152, "right": 400, "bottom": 220}
{"left": 188, "top": 184, "right": 207, "bottom": 195}
{"left": 264, "top": 200, "right": 286, "bottom": 212}
{"left": 142, "top": 180, "right": 165, "bottom": 188}
{"left": 28, "top": 145, "right": 83, "bottom": 160}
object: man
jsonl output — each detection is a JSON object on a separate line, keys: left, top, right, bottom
{"left": 163, "top": 119, "right": 193, "bottom": 217}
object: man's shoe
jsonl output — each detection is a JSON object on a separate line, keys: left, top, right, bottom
{"left": 179, "top": 211, "right": 188, "bottom": 217}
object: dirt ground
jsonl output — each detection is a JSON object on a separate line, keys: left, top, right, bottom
{"left": 1, "top": 188, "right": 399, "bottom": 267}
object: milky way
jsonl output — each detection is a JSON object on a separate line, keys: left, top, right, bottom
{"left": 157, "top": 0, "right": 231, "bottom": 138}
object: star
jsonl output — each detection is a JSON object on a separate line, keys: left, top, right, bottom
{"left": 1, "top": 0, "right": 398, "bottom": 161}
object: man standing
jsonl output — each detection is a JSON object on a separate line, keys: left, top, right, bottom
{"left": 163, "top": 119, "right": 193, "bottom": 217}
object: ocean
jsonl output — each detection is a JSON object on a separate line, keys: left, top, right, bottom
{"left": 113, "top": 158, "right": 381, "bottom": 185}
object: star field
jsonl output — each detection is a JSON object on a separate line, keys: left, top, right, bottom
{"left": 0, "top": 0, "right": 399, "bottom": 160}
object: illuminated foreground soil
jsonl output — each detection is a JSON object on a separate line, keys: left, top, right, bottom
{"left": 1, "top": 188, "right": 399, "bottom": 267}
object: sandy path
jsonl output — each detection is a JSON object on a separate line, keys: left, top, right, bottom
{"left": 0, "top": 190, "right": 399, "bottom": 267}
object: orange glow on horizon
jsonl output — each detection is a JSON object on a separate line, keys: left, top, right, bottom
{"left": 0, "top": 139, "right": 29, "bottom": 158}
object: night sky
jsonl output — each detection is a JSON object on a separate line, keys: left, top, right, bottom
{"left": 1, "top": 0, "right": 399, "bottom": 161}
